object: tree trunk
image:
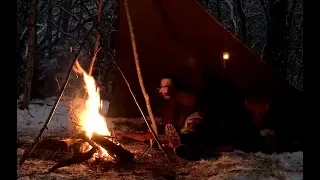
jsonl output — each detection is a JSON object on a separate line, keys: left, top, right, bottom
{"left": 88, "top": 0, "right": 103, "bottom": 76}
{"left": 46, "top": 0, "right": 53, "bottom": 60}
{"left": 258, "top": 0, "right": 270, "bottom": 21}
{"left": 263, "top": 0, "right": 289, "bottom": 77}
{"left": 217, "top": 0, "right": 222, "bottom": 21}
{"left": 42, "top": 0, "right": 59, "bottom": 97}
{"left": 22, "top": 0, "right": 37, "bottom": 109}
{"left": 60, "top": 0, "right": 74, "bottom": 39}
{"left": 235, "top": 0, "right": 247, "bottom": 44}
{"left": 56, "top": 0, "right": 75, "bottom": 87}
{"left": 282, "top": 0, "right": 298, "bottom": 74}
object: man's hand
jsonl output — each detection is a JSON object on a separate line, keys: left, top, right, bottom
{"left": 260, "top": 129, "right": 276, "bottom": 137}
{"left": 180, "top": 117, "right": 203, "bottom": 134}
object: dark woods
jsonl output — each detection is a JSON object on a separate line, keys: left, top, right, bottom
{"left": 17, "top": 0, "right": 119, "bottom": 106}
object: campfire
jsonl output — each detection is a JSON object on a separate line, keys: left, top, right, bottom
{"left": 47, "top": 60, "right": 134, "bottom": 172}
{"left": 73, "top": 60, "right": 111, "bottom": 158}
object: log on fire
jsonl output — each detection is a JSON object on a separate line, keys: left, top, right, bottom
{"left": 47, "top": 133, "right": 135, "bottom": 172}
{"left": 37, "top": 138, "right": 88, "bottom": 153}
{"left": 29, "top": 138, "right": 90, "bottom": 162}
{"left": 48, "top": 147, "right": 97, "bottom": 173}
{"left": 91, "top": 133, "right": 134, "bottom": 162}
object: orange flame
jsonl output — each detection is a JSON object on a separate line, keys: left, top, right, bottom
{"left": 73, "top": 60, "right": 111, "bottom": 139}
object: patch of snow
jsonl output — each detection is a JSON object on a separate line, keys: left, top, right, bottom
{"left": 17, "top": 97, "right": 159, "bottom": 140}
{"left": 232, "top": 176, "right": 252, "bottom": 180}
{"left": 200, "top": 150, "right": 303, "bottom": 180}
{"left": 100, "top": 100, "right": 110, "bottom": 116}
{"left": 254, "top": 151, "right": 303, "bottom": 172}
{"left": 17, "top": 148, "right": 25, "bottom": 157}
{"left": 277, "top": 171, "right": 303, "bottom": 180}
{"left": 17, "top": 97, "right": 71, "bottom": 140}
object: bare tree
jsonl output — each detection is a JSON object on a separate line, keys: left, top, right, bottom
{"left": 88, "top": 0, "right": 103, "bottom": 76}
{"left": 17, "top": 0, "right": 119, "bottom": 101}
{"left": 46, "top": 0, "right": 53, "bottom": 60}
{"left": 217, "top": 0, "right": 222, "bottom": 21}
{"left": 22, "top": 0, "right": 37, "bottom": 109}
{"left": 263, "top": 0, "right": 290, "bottom": 77}
{"left": 235, "top": 0, "right": 247, "bottom": 43}
{"left": 224, "top": 0, "right": 239, "bottom": 34}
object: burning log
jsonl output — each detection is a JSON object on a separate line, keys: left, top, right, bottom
{"left": 77, "top": 132, "right": 117, "bottom": 160}
{"left": 45, "top": 133, "right": 135, "bottom": 173}
{"left": 91, "top": 133, "right": 134, "bottom": 162}
{"left": 48, "top": 147, "right": 97, "bottom": 173}
{"left": 36, "top": 138, "right": 91, "bottom": 155}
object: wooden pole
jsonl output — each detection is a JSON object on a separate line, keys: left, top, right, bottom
{"left": 123, "top": 0, "right": 159, "bottom": 140}
{"left": 113, "top": 60, "right": 171, "bottom": 162}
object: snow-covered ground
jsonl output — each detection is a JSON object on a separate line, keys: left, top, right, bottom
{"left": 17, "top": 96, "right": 147, "bottom": 141}
{"left": 17, "top": 97, "right": 303, "bottom": 180}
{"left": 17, "top": 97, "right": 71, "bottom": 139}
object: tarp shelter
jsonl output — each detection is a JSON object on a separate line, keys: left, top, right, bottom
{"left": 107, "top": 0, "right": 294, "bottom": 118}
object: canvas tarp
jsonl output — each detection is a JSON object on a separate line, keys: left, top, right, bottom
{"left": 107, "top": 0, "right": 291, "bottom": 118}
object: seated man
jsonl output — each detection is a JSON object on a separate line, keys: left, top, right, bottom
{"left": 157, "top": 75, "right": 209, "bottom": 160}
{"left": 117, "top": 75, "right": 238, "bottom": 159}
{"left": 115, "top": 75, "right": 206, "bottom": 159}
{"left": 158, "top": 75, "right": 203, "bottom": 140}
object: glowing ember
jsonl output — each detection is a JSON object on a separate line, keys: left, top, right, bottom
{"left": 73, "top": 60, "right": 111, "bottom": 139}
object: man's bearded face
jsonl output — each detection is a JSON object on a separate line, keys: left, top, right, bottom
{"left": 159, "top": 78, "right": 173, "bottom": 100}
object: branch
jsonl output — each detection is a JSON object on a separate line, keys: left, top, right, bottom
{"left": 88, "top": 0, "right": 103, "bottom": 76}
{"left": 36, "top": 7, "right": 48, "bottom": 22}
{"left": 287, "top": 68, "right": 302, "bottom": 82}
{"left": 223, "top": 0, "right": 238, "bottom": 33}
{"left": 53, "top": 2, "right": 81, "bottom": 22}
{"left": 80, "top": 0, "right": 116, "bottom": 59}
{"left": 112, "top": 59, "right": 171, "bottom": 163}
{"left": 48, "top": 19, "right": 81, "bottom": 46}
{"left": 246, "top": 12, "right": 264, "bottom": 19}
{"left": 20, "top": 27, "right": 27, "bottom": 40}
{"left": 261, "top": 41, "right": 267, "bottom": 59}
{"left": 53, "top": 1, "right": 92, "bottom": 34}
{"left": 67, "top": 18, "right": 93, "bottom": 33}
{"left": 286, "top": 0, "right": 297, "bottom": 32}
{"left": 258, "top": 0, "right": 270, "bottom": 21}
{"left": 124, "top": 0, "right": 158, "bottom": 135}
{"left": 246, "top": 20, "right": 267, "bottom": 36}
{"left": 250, "top": 32, "right": 266, "bottom": 49}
